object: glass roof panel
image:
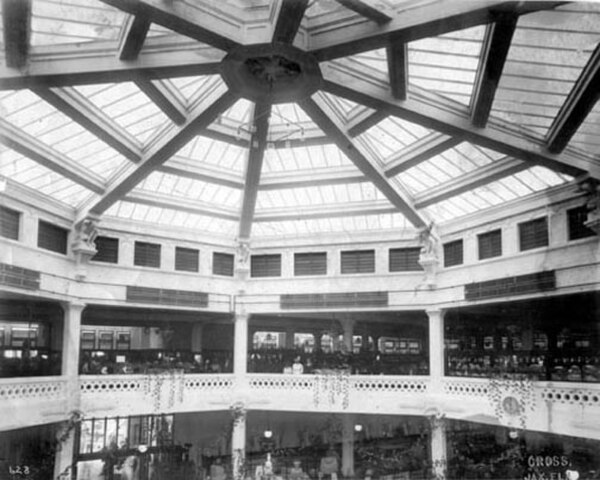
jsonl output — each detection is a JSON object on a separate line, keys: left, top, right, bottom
{"left": 0, "top": 147, "right": 91, "bottom": 206}
{"left": 137, "top": 172, "right": 241, "bottom": 207}
{"left": 408, "top": 25, "right": 486, "bottom": 105}
{"left": 262, "top": 144, "right": 354, "bottom": 172}
{"left": 570, "top": 100, "right": 600, "bottom": 160}
{"left": 169, "top": 76, "right": 225, "bottom": 107}
{"left": 31, "top": 0, "right": 126, "bottom": 46}
{"left": 252, "top": 212, "right": 411, "bottom": 238}
{"left": 74, "top": 82, "right": 171, "bottom": 145}
{"left": 491, "top": 3, "right": 600, "bottom": 138}
{"left": 105, "top": 201, "right": 237, "bottom": 236}
{"left": 360, "top": 117, "right": 433, "bottom": 159}
{"left": 423, "top": 166, "right": 571, "bottom": 222}
{"left": 176, "top": 137, "right": 247, "bottom": 172}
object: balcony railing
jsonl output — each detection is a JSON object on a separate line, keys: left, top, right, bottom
{"left": 1, "top": 373, "right": 600, "bottom": 440}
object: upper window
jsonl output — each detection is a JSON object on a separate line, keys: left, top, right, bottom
{"left": 134, "top": 241, "right": 161, "bottom": 268}
{"left": 294, "top": 252, "right": 327, "bottom": 276}
{"left": 519, "top": 217, "right": 549, "bottom": 251}
{"left": 567, "top": 206, "right": 596, "bottom": 241}
{"left": 213, "top": 252, "right": 234, "bottom": 277}
{"left": 251, "top": 254, "right": 282, "bottom": 278}
{"left": 443, "top": 239, "right": 463, "bottom": 267}
{"left": 389, "top": 248, "right": 422, "bottom": 271}
{"left": 478, "top": 229, "right": 502, "bottom": 260}
{"left": 38, "top": 220, "right": 68, "bottom": 254}
{"left": 341, "top": 250, "right": 375, "bottom": 274}
{"left": 175, "top": 247, "right": 199, "bottom": 272}
{"left": 0, "top": 206, "right": 19, "bottom": 240}
{"left": 92, "top": 236, "right": 119, "bottom": 264}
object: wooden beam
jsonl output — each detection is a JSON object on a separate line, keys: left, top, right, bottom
{"left": 309, "top": 1, "right": 561, "bottom": 61}
{"left": 414, "top": 157, "right": 528, "bottom": 208}
{"left": 0, "top": 40, "right": 224, "bottom": 90}
{"left": 255, "top": 199, "right": 396, "bottom": 222}
{"left": 260, "top": 166, "right": 366, "bottom": 190}
{"left": 470, "top": 14, "right": 518, "bottom": 128}
{"left": 82, "top": 80, "right": 237, "bottom": 217}
{"left": 0, "top": 119, "right": 105, "bottom": 194}
{"left": 298, "top": 92, "right": 428, "bottom": 228}
{"left": 32, "top": 87, "right": 142, "bottom": 163}
{"left": 547, "top": 43, "right": 600, "bottom": 153}
{"left": 135, "top": 79, "right": 187, "bottom": 125}
{"left": 119, "top": 14, "right": 151, "bottom": 61}
{"left": 387, "top": 41, "right": 408, "bottom": 100}
{"left": 3, "top": 0, "right": 31, "bottom": 68}
{"left": 335, "top": 0, "right": 393, "bottom": 24}
{"left": 238, "top": 101, "right": 272, "bottom": 239}
{"left": 125, "top": 189, "right": 239, "bottom": 221}
{"left": 157, "top": 157, "right": 245, "bottom": 189}
{"left": 347, "top": 108, "right": 387, "bottom": 137}
{"left": 273, "top": 0, "right": 309, "bottom": 44}
{"left": 99, "top": 0, "right": 243, "bottom": 51}
{"left": 321, "top": 60, "right": 594, "bottom": 178}
{"left": 384, "top": 132, "right": 462, "bottom": 177}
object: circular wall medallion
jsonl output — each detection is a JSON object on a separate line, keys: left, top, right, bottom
{"left": 502, "top": 396, "right": 522, "bottom": 416}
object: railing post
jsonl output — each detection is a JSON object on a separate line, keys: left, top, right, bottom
{"left": 427, "top": 308, "right": 446, "bottom": 394}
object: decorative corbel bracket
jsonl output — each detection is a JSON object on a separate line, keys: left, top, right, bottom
{"left": 71, "top": 216, "right": 99, "bottom": 281}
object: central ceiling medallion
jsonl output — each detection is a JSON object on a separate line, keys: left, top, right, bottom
{"left": 221, "top": 43, "right": 322, "bottom": 104}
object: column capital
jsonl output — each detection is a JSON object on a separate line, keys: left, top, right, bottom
{"left": 426, "top": 308, "right": 446, "bottom": 319}
{"left": 60, "top": 300, "right": 86, "bottom": 314}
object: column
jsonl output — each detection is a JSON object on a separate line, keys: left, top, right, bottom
{"left": 234, "top": 314, "right": 249, "bottom": 377}
{"left": 430, "top": 416, "right": 447, "bottom": 480}
{"left": 314, "top": 331, "right": 323, "bottom": 352}
{"left": 342, "top": 319, "right": 355, "bottom": 353}
{"left": 231, "top": 409, "right": 246, "bottom": 480}
{"left": 55, "top": 301, "right": 85, "bottom": 480}
{"left": 191, "top": 323, "right": 204, "bottom": 352}
{"left": 427, "top": 309, "right": 445, "bottom": 392}
{"left": 341, "top": 415, "right": 355, "bottom": 477}
{"left": 285, "top": 327, "right": 295, "bottom": 350}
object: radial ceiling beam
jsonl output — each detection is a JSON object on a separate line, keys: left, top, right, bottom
{"left": 255, "top": 200, "right": 396, "bottom": 222}
{"left": 546, "top": 43, "right": 600, "bottom": 154}
{"left": 384, "top": 132, "right": 462, "bottom": 177}
{"left": 0, "top": 119, "right": 105, "bottom": 194}
{"left": 0, "top": 40, "right": 224, "bottom": 90}
{"left": 32, "top": 87, "right": 142, "bottom": 163}
{"left": 135, "top": 79, "right": 187, "bottom": 125}
{"left": 309, "top": 0, "right": 560, "bottom": 61}
{"left": 321, "top": 61, "right": 596, "bottom": 178}
{"left": 335, "top": 0, "right": 393, "bottom": 25}
{"left": 273, "top": 0, "right": 309, "bottom": 44}
{"left": 298, "top": 93, "right": 428, "bottom": 229}
{"left": 238, "top": 101, "right": 272, "bottom": 239}
{"left": 125, "top": 190, "right": 239, "bottom": 221}
{"left": 119, "top": 14, "right": 152, "bottom": 60}
{"left": 157, "top": 157, "right": 245, "bottom": 190}
{"left": 260, "top": 166, "right": 366, "bottom": 190}
{"left": 2, "top": 0, "right": 31, "bottom": 68}
{"left": 387, "top": 41, "right": 408, "bottom": 100}
{"left": 99, "top": 0, "right": 243, "bottom": 51}
{"left": 81, "top": 81, "right": 238, "bottom": 218}
{"left": 413, "top": 157, "right": 528, "bottom": 208}
{"left": 470, "top": 14, "right": 518, "bottom": 128}
{"left": 347, "top": 108, "right": 387, "bottom": 137}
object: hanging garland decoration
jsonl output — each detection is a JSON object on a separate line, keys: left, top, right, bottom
{"left": 487, "top": 374, "right": 536, "bottom": 430}
{"left": 143, "top": 370, "right": 186, "bottom": 413}
{"left": 313, "top": 370, "right": 350, "bottom": 409}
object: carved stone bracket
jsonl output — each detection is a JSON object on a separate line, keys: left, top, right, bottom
{"left": 71, "top": 217, "right": 99, "bottom": 280}
{"left": 578, "top": 176, "right": 600, "bottom": 234}
{"left": 235, "top": 237, "right": 251, "bottom": 281}
{"left": 417, "top": 222, "right": 440, "bottom": 287}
